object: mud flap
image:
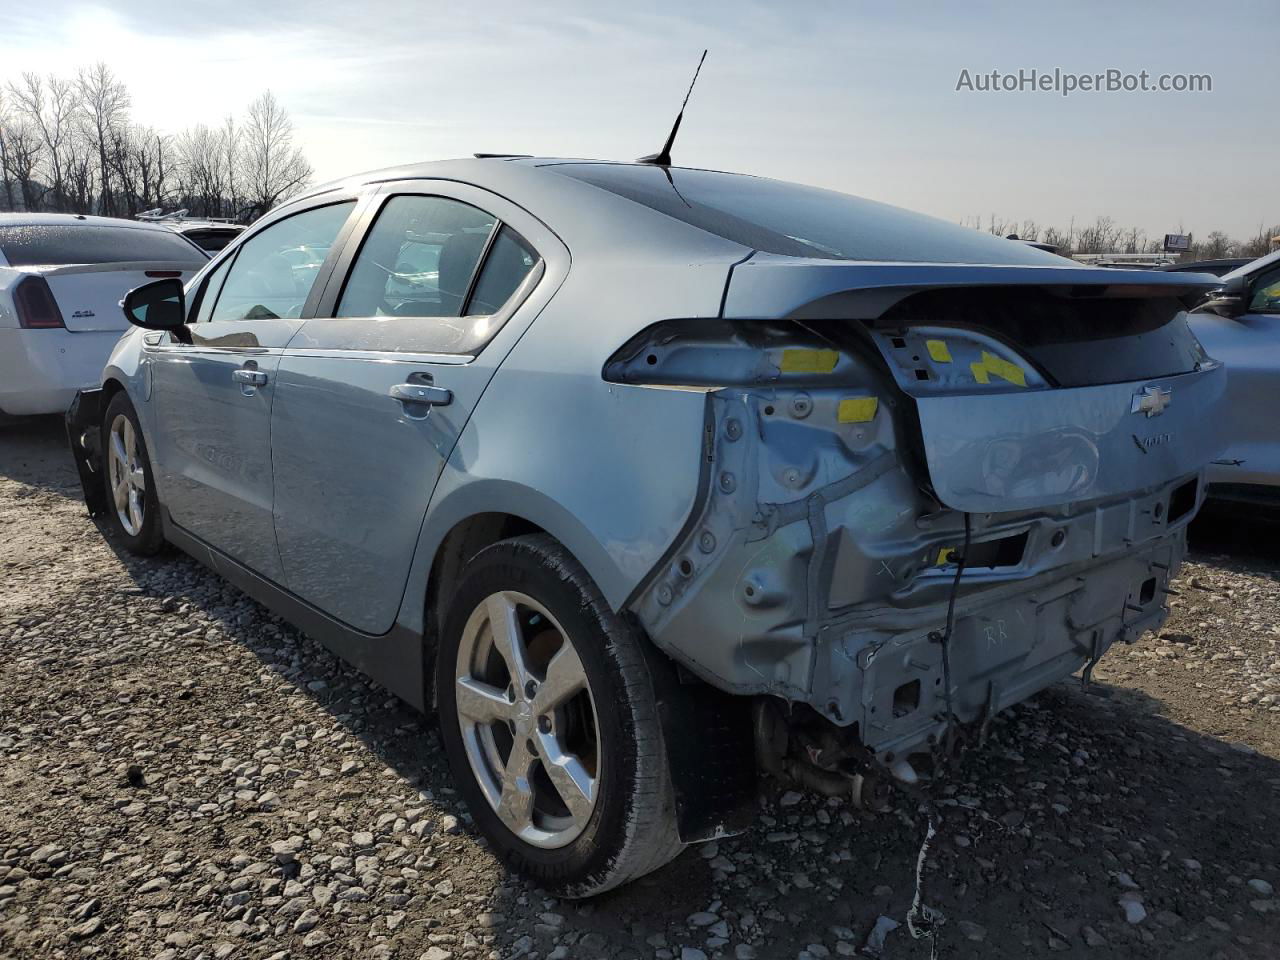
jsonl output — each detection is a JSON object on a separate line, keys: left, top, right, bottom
{"left": 641, "top": 637, "right": 758, "bottom": 843}
{"left": 65, "top": 389, "right": 107, "bottom": 518}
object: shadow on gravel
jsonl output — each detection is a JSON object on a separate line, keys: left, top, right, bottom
{"left": 1191, "top": 503, "right": 1280, "bottom": 565}
{"left": 0, "top": 415, "right": 81, "bottom": 498}
{"left": 95, "top": 520, "right": 1280, "bottom": 958}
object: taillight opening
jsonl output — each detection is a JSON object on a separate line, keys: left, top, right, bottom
{"left": 13, "top": 275, "right": 65, "bottom": 329}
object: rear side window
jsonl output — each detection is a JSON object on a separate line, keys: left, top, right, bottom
{"left": 210, "top": 202, "right": 354, "bottom": 322}
{"left": 552, "top": 163, "right": 1067, "bottom": 266}
{"left": 0, "top": 223, "right": 206, "bottom": 266}
{"left": 337, "top": 195, "right": 497, "bottom": 318}
{"left": 468, "top": 226, "right": 539, "bottom": 315}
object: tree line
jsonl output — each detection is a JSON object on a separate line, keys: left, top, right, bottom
{"left": 963, "top": 213, "right": 1280, "bottom": 261}
{"left": 0, "top": 63, "right": 312, "bottom": 224}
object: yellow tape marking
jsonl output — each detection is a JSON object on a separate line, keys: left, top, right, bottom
{"left": 970, "top": 350, "right": 1026, "bottom": 387}
{"left": 936, "top": 547, "right": 956, "bottom": 566}
{"left": 925, "top": 339, "right": 952, "bottom": 363}
{"left": 780, "top": 348, "right": 839, "bottom": 374}
{"left": 837, "top": 396, "right": 879, "bottom": 423}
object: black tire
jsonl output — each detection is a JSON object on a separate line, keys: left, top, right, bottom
{"left": 100, "top": 392, "right": 165, "bottom": 555}
{"left": 435, "top": 534, "right": 684, "bottom": 897}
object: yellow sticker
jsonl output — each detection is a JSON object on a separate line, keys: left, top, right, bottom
{"left": 970, "top": 350, "right": 1026, "bottom": 387}
{"left": 936, "top": 547, "right": 956, "bottom": 566}
{"left": 837, "top": 396, "right": 879, "bottom": 423}
{"left": 925, "top": 339, "right": 952, "bottom": 363}
{"left": 780, "top": 348, "right": 839, "bottom": 374}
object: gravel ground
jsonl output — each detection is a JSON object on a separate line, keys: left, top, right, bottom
{"left": 1, "top": 416, "right": 1278, "bottom": 960}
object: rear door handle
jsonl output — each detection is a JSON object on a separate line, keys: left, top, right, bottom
{"left": 233, "top": 369, "right": 268, "bottom": 386}
{"left": 390, "top": 383, "right": 452, "bottom": 407}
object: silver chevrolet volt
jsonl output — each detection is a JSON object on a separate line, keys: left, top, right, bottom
{"left": 69, "top": 157, "right": 1225, "bottom": 895}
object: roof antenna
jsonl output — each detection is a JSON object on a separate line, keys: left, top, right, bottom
{"left": 637, "top": 49, "right": 707, "bottom": 166}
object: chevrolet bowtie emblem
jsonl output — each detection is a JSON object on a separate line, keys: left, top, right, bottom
{"left": 1131, "top": 385, "right": 1172, "bottom": 418}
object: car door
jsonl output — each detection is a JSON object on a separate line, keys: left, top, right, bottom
{"left": 270, "top": 182, "right": 565, "bottom": 633}
{"left": 146, "top": 198, "right": 361, "bottom": 581}
{"left": 1192, "top": 259, "right": 1280, "bottom": 490}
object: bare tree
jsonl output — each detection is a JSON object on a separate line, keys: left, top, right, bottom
{"left": 1198, "top": 230, "right": 1233, "bottom": 259}
{"left": 0, "top": 113, "right": 45, "bottom": 211}
{"left": 76, "top": 62, "right": 131, "bottom": 215}
{"left": 7, "top": 73, "right": 79, "bottom": 210}
{"left": 175, "top": 123, "right": 227, "bottom": 217}
{"left": 1041, "top": 226, "right": 1071, "bottom": 255}
{"left": 241, "top": 91, "right": 311, "bottom": 218}
{"left": 220, "top": 115, "right": 240, "bottom": 219}
{"left": 1241, "top": 224, "right": 1280, "bottom": 259}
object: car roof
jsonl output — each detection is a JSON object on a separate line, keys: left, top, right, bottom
{"left": 1222, "top": 249, "right": 1280, "bottom": 281}
{"left": 283, "top": 157, "right": 755, "bottom": 263}
{"left": 279, "top": 158, "right": 1207, "bottom": 278}
{"left": 0, "top": 212, "right": 184, "bottom": 234}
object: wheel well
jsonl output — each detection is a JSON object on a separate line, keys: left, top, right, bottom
{"left": 100, "top": 378, "right": 125, "bottom": 405}
{"left": 424, "top": 512, "right": 547, "bottom": 648}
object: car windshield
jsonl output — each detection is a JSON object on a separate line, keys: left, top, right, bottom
{"left": 551, "top": 163, "right": 1066, "bottom": 265}
{"left": 0, "top": 223, "right": 206, "bottom": 266}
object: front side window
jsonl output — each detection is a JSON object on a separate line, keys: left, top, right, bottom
{"left": 192, "top": 255, "right": 235, "bottom": 324}
{"left": 209, "top": 202, "right": 354, "bottom": 322}
{"left": 1248, "top": 265, "right": 1280, "bottom": 313}
{"left": 338, "top": 195, "right": 497, "bottom": 318}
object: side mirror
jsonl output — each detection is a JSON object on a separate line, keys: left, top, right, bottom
{"left": 122, "top": 278, "right": 186, "bottom": 330}
{"left": 1197, "top": 274, "right": 1250, "bottom": 318}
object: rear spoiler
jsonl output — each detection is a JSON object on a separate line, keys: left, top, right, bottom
{"left": 722, "top": 257, "right": 1225, "bottom": 319}
{"left": 65, "top": 389, "right": 108, "bottom": 518}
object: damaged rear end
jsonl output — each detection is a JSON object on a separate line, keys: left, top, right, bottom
{"left": 614, "top": 259, "right": 1224, "bottom": 789}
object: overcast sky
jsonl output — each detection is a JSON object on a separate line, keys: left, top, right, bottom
{"left": 2, "top": 1, "right": 1274, "bottom": 239}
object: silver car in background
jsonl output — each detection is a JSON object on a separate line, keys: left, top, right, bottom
{"left": 67, "top": 157, "right": 1225, "bottom": 895}
{"left": 1190, "top": 249, "right": 1280, "bottom": 507}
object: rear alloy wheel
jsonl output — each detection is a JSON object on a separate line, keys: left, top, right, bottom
{"left": 436, "top": 534, "right": 684, "bottom": 896}
{"left": 455, "top": 590, "right": 599, "bottom": 848}
{"left": 100, "top": 392, "right": 164, "bottom": 555}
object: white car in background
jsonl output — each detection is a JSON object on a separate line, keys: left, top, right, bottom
{"left": 0, "top": 214, "right": 208, "bottom": 418}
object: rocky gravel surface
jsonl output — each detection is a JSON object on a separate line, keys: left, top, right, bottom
{"left": 2, "top": 417, "right": 1278, "bottom": 960}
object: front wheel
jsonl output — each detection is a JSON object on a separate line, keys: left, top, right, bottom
{"left": 100, "top": 392, "right": 164, "bottom": 555}
{"left": 435, "top": 534, "right": 684, "bottom": 897}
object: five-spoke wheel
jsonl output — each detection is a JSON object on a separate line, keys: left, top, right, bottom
{"left": 455, "top": 591, "right": 598, "bottom": 848}
{"left": 436, "top": 534, "right": 684, "bottom": 897}
{"left": 107, "top": 412, "right": 147, "bottom": 536}
{"left": 100, "top": 392, "right": 164, "bottom": 554}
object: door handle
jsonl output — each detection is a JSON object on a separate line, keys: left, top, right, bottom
{"left": 233, "top": 369, "right": 268, "bottom": 386}
{"left": 390, "top": 383, "right": 452, "bottom": 407}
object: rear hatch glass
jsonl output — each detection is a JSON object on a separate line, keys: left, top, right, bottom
{"left": 550, "top": 163, "right": 1068, "bottom": 265}
{"left": 0, "top": 223, "right": 205, "bottom": 266}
